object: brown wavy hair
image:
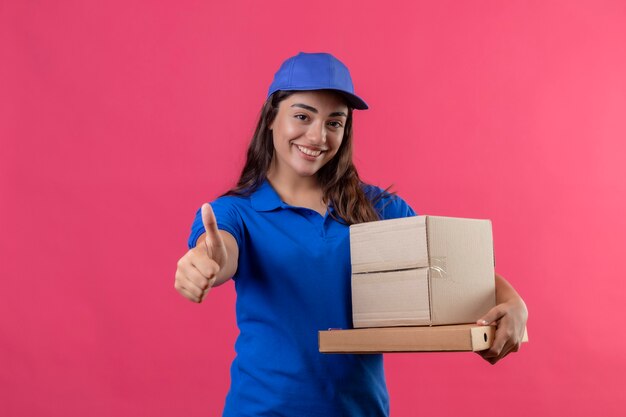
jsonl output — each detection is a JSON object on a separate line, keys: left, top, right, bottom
{"left": 223, "top": 90, "right": 392, "bottom": 225}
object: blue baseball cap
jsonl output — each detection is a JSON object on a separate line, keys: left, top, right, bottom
{"left": 267, "top": 52, "right": 369, "bottom": 110}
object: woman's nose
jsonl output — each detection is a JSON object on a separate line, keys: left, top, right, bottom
{"left": 306, "top": 121, "right": 327, "bottom": 144}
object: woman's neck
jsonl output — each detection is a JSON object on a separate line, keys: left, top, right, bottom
{"left": 266, "top": 165, "right": 326, "bottom": 214}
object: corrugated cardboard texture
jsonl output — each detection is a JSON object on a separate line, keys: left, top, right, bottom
{"left": 426, "top": 216, "right": 496, "bottom": 324}
{"left": 352, "top": 268, "right": 430, "bottom": 327}
{"left": 350, "top": 216, "right": 428, "bottom": 273}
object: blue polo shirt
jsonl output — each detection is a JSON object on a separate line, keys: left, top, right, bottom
{"left": 188, "top": 179, "right": 416, "bottom": 417}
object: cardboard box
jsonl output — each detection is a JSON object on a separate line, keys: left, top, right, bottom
{"left": 350, "top": 216, "right": 496, "bottom": 328}
{"left": 319, "top": 324, "right": 529, "bottom": 353}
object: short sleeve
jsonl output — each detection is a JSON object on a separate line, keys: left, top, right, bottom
{"left": 187, "top": 196, "right": 245, "bottom": 250}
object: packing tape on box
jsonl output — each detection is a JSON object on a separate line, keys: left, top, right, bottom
{"left": 429, "top": 257, "right": 447, "bottom": 279}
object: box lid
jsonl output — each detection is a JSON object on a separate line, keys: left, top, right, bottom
{"left": 350, "top": 216, "right": 428, "bottom": 274}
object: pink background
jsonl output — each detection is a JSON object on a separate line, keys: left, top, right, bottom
{"left": 2, "top": 1, "right": 625, "bottom": 416}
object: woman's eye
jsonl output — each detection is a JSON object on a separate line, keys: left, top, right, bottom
{"left": 295, "top": 114, "right": 308, "bottom": 121}
{"left": 328, "top": 121, "right": 343, "bottom": 128}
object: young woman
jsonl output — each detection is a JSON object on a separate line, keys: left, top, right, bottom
{"left": 174, "top": 52, "right": 528, "bottom": 416}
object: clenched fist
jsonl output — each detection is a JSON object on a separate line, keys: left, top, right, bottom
{"left": 174, "top": 203, "right": 231, "bottom": 303}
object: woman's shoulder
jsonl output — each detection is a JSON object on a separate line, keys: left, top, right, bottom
{"left": 359, "top": 182, "right": 398, "bottom": 205}
{"left": 360, "top": 182, "right": 417, "bottom": 220}
{"left": 212, "top": 193, "right": 250, "bottom": 205}
{"left": 204, "top": 192, "right": 253, "bottom": 225}
{"left": 361, "top": 182, "right": 388, "bottom": 199}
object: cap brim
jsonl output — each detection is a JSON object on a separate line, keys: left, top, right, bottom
{"left": 328, "top": 90, "right": 369, "bottom": 110}
{"left": 267, "top": 87, "right": 368, "bottom": 110}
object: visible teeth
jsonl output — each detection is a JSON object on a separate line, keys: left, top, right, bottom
{"left": 297, "top": 145, "right": 322, "bottom": 157}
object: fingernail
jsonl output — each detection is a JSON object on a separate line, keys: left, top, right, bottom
{"left": 479, "top": 320, "right": 488, "bottom": 325}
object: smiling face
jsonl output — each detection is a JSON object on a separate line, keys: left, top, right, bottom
{"left": 267, "top": 90, "right": 350, "bottom": 181}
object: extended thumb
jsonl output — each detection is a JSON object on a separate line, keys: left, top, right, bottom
{"left": 201, "top": 203, "right": 222, "bottom": 245}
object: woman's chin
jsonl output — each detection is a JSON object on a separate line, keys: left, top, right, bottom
{"left": 290, "top": 161, "right": 323, "bottom": 177}
{"left": 295, "top": 169, "right": 319, "bottom": 178}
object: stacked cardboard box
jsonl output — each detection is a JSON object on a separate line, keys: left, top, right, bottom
{"left": 318, "top": 215, "right": 529, "bottom": 353}
{"left": 349, "top": 215, "right": 496, "bottom": 328}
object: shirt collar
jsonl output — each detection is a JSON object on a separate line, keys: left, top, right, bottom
{"left": 250, "top": 178, "right": 336, "bottom": 213}
{"left": 250, "top": 179, "right": 284, "bottom": 211}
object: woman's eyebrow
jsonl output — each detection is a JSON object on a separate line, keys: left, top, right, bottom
{"left": 290, "top": 103, "right": 347, "bottom": 118}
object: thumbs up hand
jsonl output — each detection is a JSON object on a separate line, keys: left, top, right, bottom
{"left": 174, "top": 203, "right": 230, "bottom": 303}
{"left": 201, "top": 203, "right": 228, "bottom": 271}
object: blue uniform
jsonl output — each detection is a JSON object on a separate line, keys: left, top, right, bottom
{"left": 188, "top": 179, "right": 416, "bottom": 417}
